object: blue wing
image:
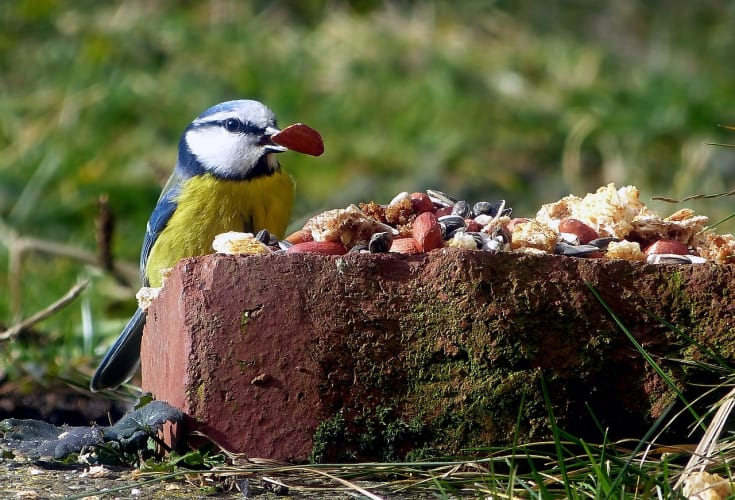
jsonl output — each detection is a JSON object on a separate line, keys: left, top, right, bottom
{"left": 90, "top": 168, "right": 186, "bottom": 391}
{"left": 89, "top": 306, "right": 146, "bottom": 391}
{"left": 139, "top": 169, "right": 185, "bottom": 285}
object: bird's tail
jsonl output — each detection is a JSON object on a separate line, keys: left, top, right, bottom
{"left": 90, "top": 307, "right": 146, "bottom": 391}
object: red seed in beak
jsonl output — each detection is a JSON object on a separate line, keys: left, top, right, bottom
{"left": 271, "top": 123, "right": 324, "bottom": 156}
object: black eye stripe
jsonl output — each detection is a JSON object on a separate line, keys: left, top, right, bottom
{"left": 200, "top": 119, "right": 265, "bottom": 135}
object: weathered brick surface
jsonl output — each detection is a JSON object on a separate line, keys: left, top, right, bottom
{"left": 141, "top": 251, "right": 735, "bottom": 461}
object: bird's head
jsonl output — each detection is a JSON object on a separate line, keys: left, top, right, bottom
{"left": 179, "top": 99, "right": 287, "bottom": 180}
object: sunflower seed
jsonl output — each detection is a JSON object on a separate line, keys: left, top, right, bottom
{"left": 255, "top": 229, "right": 278, "bottom": 246}
{"left": 464, "top": 231, "right": 489, "bottom": 246}
{"left": 451, "top": 200, "right": 473, "bottom": 218}
{"left": 438, "top": 215, "right": 466, "bottom": 239}
{"left": 588, "top": 237, "right": 620, "bottom": 250}
{"left": 368, "top": 232, "right": 394, "bottom": 253}
{"left": 495, "top": 200, "right": 512, "bottom": 217}
{"left": 646, "top": 253, "right": 695, "bottom": 264}
{"left": 473, "top": 200, "right": 511, "bottom": 217}
{"left": 554, "top": 242, "right": 601, "bottom": 257}
{"left": 473, "top": 201, "right": 494, "bottom": 215}
{"left": 427, "top": 189, "right": 457, "bottom": 207}
{"left": 277, "top": 240, "right": 293, "bottom": 251}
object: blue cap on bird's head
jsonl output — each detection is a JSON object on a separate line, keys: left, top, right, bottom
{"left": 178, "top": 99, "right": 287, "bottom": 180}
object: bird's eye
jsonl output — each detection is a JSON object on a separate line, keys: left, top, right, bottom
{"left": 224, "top": 118, "right": 241, "bottom": 132}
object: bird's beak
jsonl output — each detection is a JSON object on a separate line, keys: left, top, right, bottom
{"left": 261, "top": 126, "right": 288, "bottom": 153}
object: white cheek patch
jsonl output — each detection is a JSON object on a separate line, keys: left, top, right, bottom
{"left": 186, "top": 127, "right": 263, "bottom": 177}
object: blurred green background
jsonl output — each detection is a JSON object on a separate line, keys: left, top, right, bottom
{"left": 1, "top": 0, "right": 734, "bottom": 387}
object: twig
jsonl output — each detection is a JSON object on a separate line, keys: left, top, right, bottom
{"left": 651, "top": 188, "right": 735, "bottom": 203}
{"left": 4, "top": 232, "right": 138, "bottom": 284}
{"left": 0, "top": 279, "right": 90, "bottom": 341}
{"left": 96, "top": 194, "right": 116, "bottom": 274}
{"left": 293, "top": 467, "right": 385, "bottom": 500}
{"left": 0, "top": 216, "right": 138, "bottom": 316}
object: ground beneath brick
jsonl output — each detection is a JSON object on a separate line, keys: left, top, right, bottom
{"left": 0, "top": 383, "right": 441, "bottom": 498}
{"left": 0, "top": 460, "right": 447, "bottom": 499}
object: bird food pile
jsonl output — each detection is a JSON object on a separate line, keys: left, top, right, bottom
{"left": 214, "top": 183, "right": 734, "bottom": 265}
{"left": 222, "top": 184, "right": 734, "bottom": 263}
{"left": 137, "top": 184, "right": 734, "bottom": 311}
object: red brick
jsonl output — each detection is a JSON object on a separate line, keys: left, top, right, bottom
{"left": 140, "top": 251, "right": 734, "bottom": 462}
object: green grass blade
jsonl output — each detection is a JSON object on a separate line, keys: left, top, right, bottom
{"left": 540, "top": 373, "right": 575, "bottom": 499}
{"left": 642, "top": 307, "right": 731, "bottom": 369}
{"left": 606, "top": 394, "right": 676, "bottom": 496}
{"left": 587, "top": 283, "right": 701, "bottom": 425}
{"left": 578, "top": 438, "right": 612, "bottom": 497}
{"left": 701, "top": 211, "right": 735, "bottom": 234}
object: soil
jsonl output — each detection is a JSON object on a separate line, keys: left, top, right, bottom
{"left": 0, "top": 385, "right": 130, "bottom": 428}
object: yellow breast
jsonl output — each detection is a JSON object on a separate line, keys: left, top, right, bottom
{"left": 145, "top": 171, "right": 294, "bottom": 287}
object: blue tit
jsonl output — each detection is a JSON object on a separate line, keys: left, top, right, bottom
{"left": 91, "top": 99, "right": 302, "bottom": 391}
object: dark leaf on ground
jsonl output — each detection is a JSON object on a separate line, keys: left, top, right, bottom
{"left": 0, "top": 419, "right": 103, "bottom": 460}
{"left": 0, "top": 400, "right": 183, "bottom": 461}
{"left": 103, "top": 400, "right": 184, "bottom": 448}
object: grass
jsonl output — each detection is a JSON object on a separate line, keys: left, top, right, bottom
{"left": 1, "top": 2, "right": 735, "bottom": 497}
{"left": 1, "top": 1, "right": 735, "bottom": 382}
{"left": 63, "top": 408, "right": 731, "bottom": 498}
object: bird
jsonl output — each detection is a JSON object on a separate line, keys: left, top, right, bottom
{"left": 90, "top": 99, "right": 313, "bottom": 391}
